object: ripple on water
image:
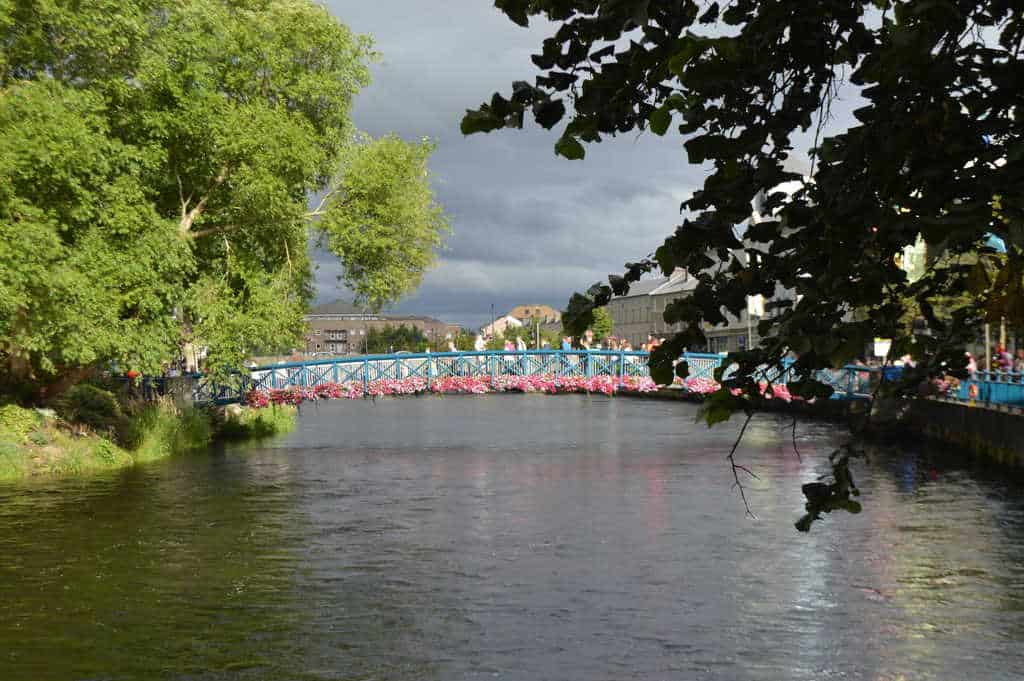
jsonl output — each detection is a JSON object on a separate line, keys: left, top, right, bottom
{"left": 1, "top": 395, "right": 1023, "bottom": 680}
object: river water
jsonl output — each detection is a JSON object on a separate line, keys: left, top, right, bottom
{"left": 1, "top": 395, "right": 1023, "bottom": 680}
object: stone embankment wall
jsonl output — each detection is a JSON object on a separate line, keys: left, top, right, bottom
{"left": 903, "top": 398, "right": 1024, "bottom": 467}
{"left": 626, "top": 389, "right": 1024, "bottom": 467}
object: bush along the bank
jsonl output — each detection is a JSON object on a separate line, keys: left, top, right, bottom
{"left": 1, "top": 402, "right": 134, "bottom": 479}
{"left": 218, "top": 404, "right": 297, "bottom": 440}
{"left": 0, "top": 384, "right": 296, "bottom": 480}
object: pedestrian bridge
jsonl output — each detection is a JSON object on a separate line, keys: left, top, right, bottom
{"left": 193, "top": 350, "right": 876, "bottom": 405}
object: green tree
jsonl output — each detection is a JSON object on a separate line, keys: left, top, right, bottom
{"left": 0, "top": 0, "right": 448, "bottom": 396}
{"left": 562, "top": 293, "right": 612, "bottom": 343}
{"left": 452, "top": 329, "right": 479, "bottom": 351}
{"left": 485, "top": 330, "right": 531, "bottom": 350}
{"left": 465, "top": 0, "right": 1022, "bottom": 528}
{"left": 365, "top": 325, "right": 429, "bottom": 354}
{"left": 539, "top": 327, "right": 562, "bottom": 348}
{"left": 464, "top": 0, "right": 1021, "bottom": 396}
{"left": 590, "top": 308, "right": 614, "bottom": 342}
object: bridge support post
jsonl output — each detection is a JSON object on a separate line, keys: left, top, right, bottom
{"left": 362, "top": 360, "right": 369, "bottom": 396}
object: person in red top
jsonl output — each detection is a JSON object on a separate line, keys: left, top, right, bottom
{"left": 994, "top": 344, "right": 1013, "bottom": 372}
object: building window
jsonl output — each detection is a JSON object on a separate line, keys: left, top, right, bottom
{"left": 314, "top": 328, "right": 322, "bottom": 336}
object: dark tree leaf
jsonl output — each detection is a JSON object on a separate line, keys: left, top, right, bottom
{"left": 554, "top": 134, "right": 585, "bottom": 160}
{"left": 533, "top": 98, "right": 566, "bottom": 129}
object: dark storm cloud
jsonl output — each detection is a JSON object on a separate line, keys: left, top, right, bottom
{"left": 319, "top": 1, "right": 861, "bottom": 328}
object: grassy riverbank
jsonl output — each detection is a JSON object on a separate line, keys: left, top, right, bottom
{"left": 0, "top": 401, "right": 297, "bottom": 482}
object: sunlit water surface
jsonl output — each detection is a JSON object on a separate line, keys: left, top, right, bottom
{"left": 2, "top": 395, "right": 1023, "bottom": 680}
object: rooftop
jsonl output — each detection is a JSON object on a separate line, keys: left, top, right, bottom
{"left": 611, "top": 271, "right": 694, "bottom": 299}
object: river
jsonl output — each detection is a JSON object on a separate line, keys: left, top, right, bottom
{"left": 1, "top": 395, "right": 1023, "bottom": 680}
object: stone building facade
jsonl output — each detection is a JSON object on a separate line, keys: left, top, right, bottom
{"left": 606, "top": 260, "right": 789, "bottom": 353}
{"left": 607, "top": 270, "right": 699, "bottom": 348}
{"left": 607, "top": 181, "right": 814, "bottom": 354}
{"left": 303, "top": 301, "right": 458, "bottom": 355}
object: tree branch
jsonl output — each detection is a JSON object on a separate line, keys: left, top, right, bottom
{"left": 190, "top": 223, "right": 241, "bottom": 240}
{"left": 180, "top": 166, "right": 230, "bottom": 236}
{"left": 304, "top": 191, "right": 358, "bottom": 219}
{"left": 791, "top": 415, "right": 802, "bottom": 462}
{"left": 305, "top": 187, "right": 337, "bottom": 219}
{"left": 176, "top": 173, "right": 192, "bottom": 223}
{"left": 728, "top": 412, "right": 757, "bottom": 518}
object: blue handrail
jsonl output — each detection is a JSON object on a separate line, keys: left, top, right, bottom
{"left": 191, "top": 350, "right": 1024, "bottom": 407}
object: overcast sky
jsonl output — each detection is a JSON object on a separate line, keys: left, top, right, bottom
{"left": 317, "top": 1, "right": 857, "bottom": 329}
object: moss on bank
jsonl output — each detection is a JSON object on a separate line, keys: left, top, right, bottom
{"left": 0, "top": 401, "right": 297, "bottom": 482}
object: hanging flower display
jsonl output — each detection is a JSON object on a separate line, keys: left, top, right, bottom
{"left": 244, "top": 374, "right": 659, "bottom": 408}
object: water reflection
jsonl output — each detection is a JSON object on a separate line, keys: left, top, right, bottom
{"left": 0, "top": 394, "right": 1022, "bottom": 680}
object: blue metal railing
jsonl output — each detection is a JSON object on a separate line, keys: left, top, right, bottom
{"left": 954, "top": 370, "right": 1024, "bottom": 406}
{"left": 228, "top": 350, "right": 874, "bottom": 404}
{"left": 247, "top": 349, "right": 658, "bottom": 393}
{"left": 190, "top": 350, "right": 1024, "bottom": 407}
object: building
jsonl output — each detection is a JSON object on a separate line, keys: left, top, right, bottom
{"left": 481, "top": 315, "right": 523, "bottom": 338}
{"left": 694, "top": 182, "right": 807, "bottom": 353}
{"left": 303, "top": 301, "right": 456, "bottom": 355}
{"left": 607, "top": 183, "right": 803, "bottom": 353}
{"left": 506, "top": 304, "right": 561, "bottom": 325}
{"left": 607, "top": 270, "right": 699, "bottom": 348}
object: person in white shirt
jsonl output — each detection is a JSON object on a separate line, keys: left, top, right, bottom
{"left": 474, "top": 334, "right": 486, "bottom": 352}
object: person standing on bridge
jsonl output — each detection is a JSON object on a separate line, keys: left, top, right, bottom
{"left": 474, "top": 334, "right": 486, "bottom": 352}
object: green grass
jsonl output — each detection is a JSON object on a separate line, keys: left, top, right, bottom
{"left": 0, "top": 404, "right": 134, "bottom": 480}
{"left": 218, "top": 405, "right": 297, "bottom": 441}
{"left": 0, "top": 400, "right": 294, "bottom": 482}
{"left": 129, "top": 401, "right": 213, "bottom": 463}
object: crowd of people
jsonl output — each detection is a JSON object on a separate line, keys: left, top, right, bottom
{"left": 957, "top": 345, "right": 1024, "bottom": 376}
{"left": 971, "top": 345, "right": 1024, "bottom": 374}
{"left": 440, "top": 331, "right": 1024, "bottom": 383}
{"left": 553, "top": 332, "right": 666, "bottom": 352}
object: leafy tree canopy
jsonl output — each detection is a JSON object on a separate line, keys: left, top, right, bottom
{"left": 465, "top": 0, "right": 1023, "bottom": 412}
{"left": 365, "top": 324, "right": 429, "bottom": 354}
{"left": 0, "top": 0, "right": 448, "bottom": 394}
